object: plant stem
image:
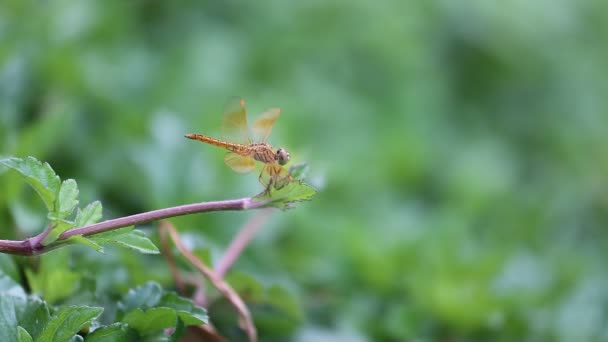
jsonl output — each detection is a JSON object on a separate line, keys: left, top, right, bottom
{"left": 0, "top": 197, "right": 268, "bottom": 256}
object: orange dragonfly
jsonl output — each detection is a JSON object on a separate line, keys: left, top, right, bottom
{"left": 185, "top": 98, "right": 292, "bottom": 191}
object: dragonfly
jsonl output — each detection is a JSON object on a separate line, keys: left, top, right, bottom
{"left": 185, "top": 98, "right": 292, "bottom": 192}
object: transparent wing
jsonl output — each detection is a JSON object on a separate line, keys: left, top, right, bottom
{"left": 224, "top": 152, "right": 255, "bottom": 174}
{"left": 221, "top": 97, "right": 250, "bottom": 145}
{"left": 251, "top": 108, "right": 281, "bottom": 143}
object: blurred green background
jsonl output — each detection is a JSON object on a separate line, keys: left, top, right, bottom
{"left": 2, "top": 1, "right": 608, "bottom": 341}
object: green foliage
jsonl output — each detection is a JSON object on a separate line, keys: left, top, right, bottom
{"left": 0, "top": 157, "right": 60, "bottom": 212}
{"left": 0, "top": 268, "right": 205, "bottom": 341}
{"left": 115, "top": 282, "right": 207, "bottom": 337}
{"left": 35, "top": 306, "right": 103, "bottom": 342}
{"left": 2, "top": 1, "right": 608, "bottom": 340}
{"left": 86, "top": 227, "right": 160, "bottom": 254}
{"left": 1, "top": 156, "right": 157, "bottom": 253}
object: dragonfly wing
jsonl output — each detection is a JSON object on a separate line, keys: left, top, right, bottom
{"left": 221, "top": 97, "right": 250, "bottom": 144}
{"left": 224, "top": 152, "right": 255, "bottom": 173}
{"left": 251, "top": 108, "right": 280, "bottom": 143}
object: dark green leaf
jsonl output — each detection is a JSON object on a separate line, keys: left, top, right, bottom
{"left": 85, "top": 323, "right": 131, "bottom": 342}
{"left": 14, "top": 297, "right": 51, "bottom": 339}
{"left": 119, "top": 282, "right": 163, "bottom": 313}
{"left": 159, "top": 293, "right": 208, "bottom": 325}
{"left": 35, "top": 306, "right": 103, "bottom": 342}
{"left": 121, "top": 307, "right": 176, "bottom": 333}
{"left": 0, "top": 157, "right": 61, "bottom": 212}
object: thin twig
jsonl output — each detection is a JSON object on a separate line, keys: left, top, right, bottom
{"left": 162, "top": 222, "right": 257, "bottom": 342}
{"left": 215, "top": 209, "right": 273, "bottom": 279}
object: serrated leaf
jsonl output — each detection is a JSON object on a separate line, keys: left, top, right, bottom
{"left": 119, "top": 282, "right": 163, "bottom": 313}
{"left": 55, "top": 179, "right": 79, "bottom": 220}
{"left": 88, "top": 227, "right": 159, "bottom": 254}
{"left": 121, "top": 307, "right": 176, "bottom": 333}
{"left": 0, "top": 157, "right": 61, "bottom": 212}
{"left": 254, "top": 180, "right": 317, "bottom": 210}
{"left": 159, "top": 293, "right": 208, "bottom": 325}
{"left": 63, "top": 236, "right": 104, "bottom": 253}
{"left": 110, "top": 230, "right": 159, "bottom": 254}
{"left": 17, "top": 327, "right": 32, "bottom": 342}
{"left": 74, "top": 201, "right": 102, "bottom": 228}
{"left": 35, "top": 306, "right": 103, "bottom": 342}
{"left": 87, "top": 227, "right": 133, "bottom": 245}
{"left": 85, "top": 323, "right": 131, "bottom": 342}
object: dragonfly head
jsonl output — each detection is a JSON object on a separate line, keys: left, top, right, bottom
{"left": 276, "top": 148, "right": 291, "bottom": 165}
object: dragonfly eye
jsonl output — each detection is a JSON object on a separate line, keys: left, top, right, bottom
{"left": 276, "top": 148, "right": 290, "bottom": 165}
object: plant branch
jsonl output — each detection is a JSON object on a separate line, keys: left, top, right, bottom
{"left": 162, "top": 222, "right": 257, "bottom": 342}
{"left": 0, "top": 197, "right": 268, "bottom": 256}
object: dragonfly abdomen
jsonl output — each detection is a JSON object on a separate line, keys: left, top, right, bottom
{"left": 184, "top": 134, "right": 249, "bottom": 153}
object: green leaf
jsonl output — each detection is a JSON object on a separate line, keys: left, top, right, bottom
{"left": 109, "top": 230, "right": 159, "bottom": 254}
{"left": 168, "top": 318, "right": 186, "bottom": 342}
{"left": 41, "top": 219, "right": 75, "bottom": 246}
{"left": 17, "top": 327, "right": 33, "bottom": 342}
{"left": 121, "top": 308, "right": 176, "bottom": 333}
{"left": 85, "top": 323, "right": 132, "bottom": 342}
{"left": 54, "top": 179, "right": 79, "bottom": 221}
{"left": 254, "top": 180, "right": 317, "bottom": 210}
{"left": 35, "top": 306, "right": 103, "bottom": 342}
{"left": 25, "top": 250, "right": 81, "bottom": 304}
{"left": 74, "top": 201, "right": 102, "bottom": 228}
{"left": 0, "top": 157, "right": 61, "bottom": 212}
{"left": 63, "top": 236, "right": 104, "bottom": 253}
{"left": 89, "top": 228, "right": 159, "bottom": 255}
{"left": 158, "top": 292, "right": 208, "bottom": 325}
{"left": 119, "top": 282, "right": 163, "bottom": 313}
{"left": 14, "top": 297, "right": 51, "bottom": 339}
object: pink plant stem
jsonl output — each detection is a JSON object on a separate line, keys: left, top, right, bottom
{"left": 0, "top": 197, "right": 268, "bottom": 256}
